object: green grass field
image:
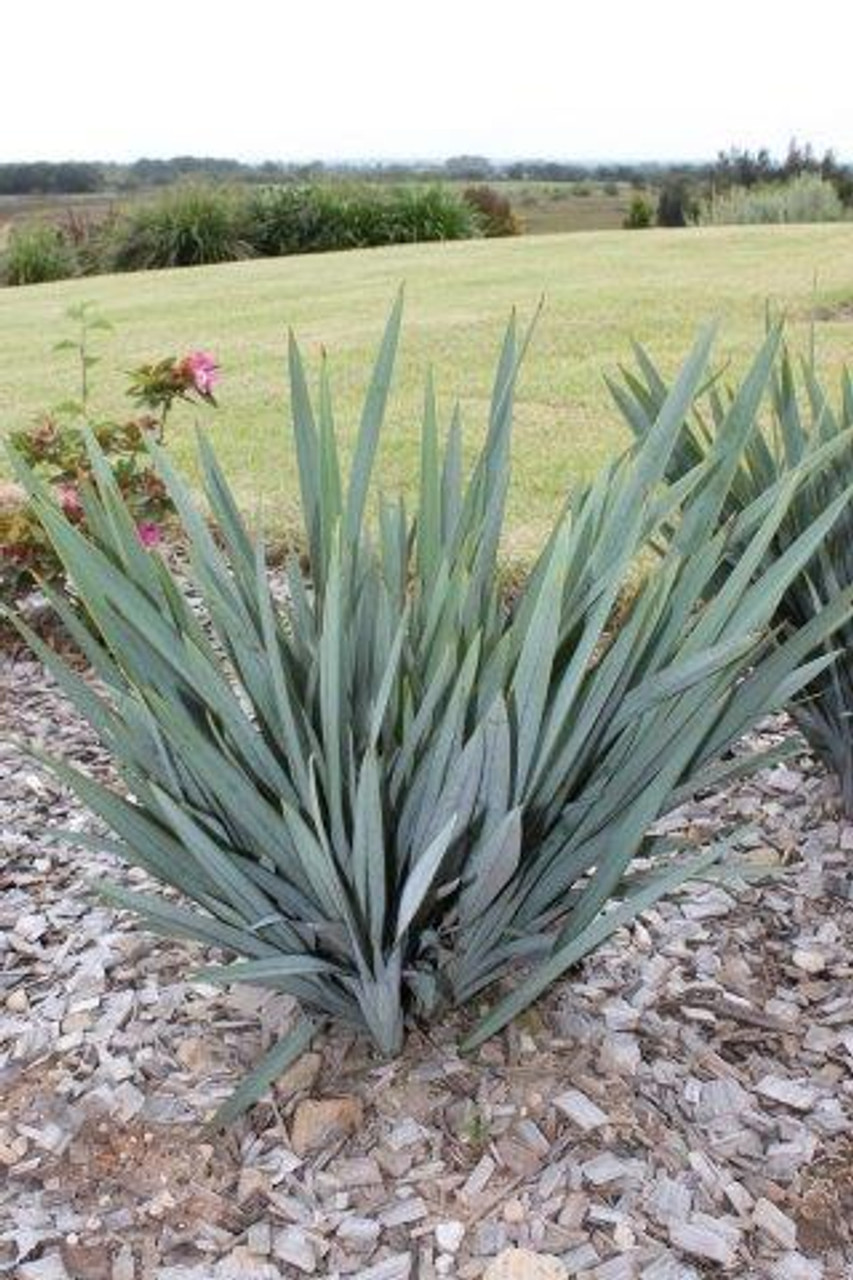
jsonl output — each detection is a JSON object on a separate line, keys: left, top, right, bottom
{"left": 2, "top": 223, "right": 852, "bottom": 558}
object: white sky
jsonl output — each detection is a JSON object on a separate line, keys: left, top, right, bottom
{"left": 4, "top": 0, "right": 852, "bottom": 163}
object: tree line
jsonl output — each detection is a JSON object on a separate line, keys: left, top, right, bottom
{"left": 1, "top": 142, "right": 849, "bottom": 206}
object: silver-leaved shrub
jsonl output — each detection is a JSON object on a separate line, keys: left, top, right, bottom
{"left": 8, "top": 298, "right": 853, "bottom": 1123}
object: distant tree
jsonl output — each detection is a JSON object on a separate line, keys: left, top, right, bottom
{"left": 657, "top": 179, "right": 699, "bottom": 227}
{"left": 444, "top": 155, "right": 494, "bottom": 181}
{"left": 623, "top": 195, "right": 653, "bottom": 229}
{"left": 0, "top": 162, "right": 101, "bottom": 195}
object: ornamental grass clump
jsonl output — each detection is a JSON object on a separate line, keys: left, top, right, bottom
{"left": 613, "top": 334, "right": 853, "bottom": 810}
{"left": 7, "top": 300, "right": 853, "bottom": 1124}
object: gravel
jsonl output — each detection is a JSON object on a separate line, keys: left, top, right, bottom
{"left": 2, "top": 631, "right": 852, "bottom": 1278}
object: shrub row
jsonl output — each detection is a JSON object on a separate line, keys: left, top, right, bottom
{"left": 1, "top": 183, "right": 516, "bottom": 285}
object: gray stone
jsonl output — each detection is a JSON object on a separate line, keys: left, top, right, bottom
{"left": 581, "top": 1154, "right": 642, "bottom": 1186}
{"left": 350, "top": 1256, "right": 412, "bottom": 1280}
{"left": 337, "top": 1218, "right": 381, "bottom": 1253}
{"left": 598, "top": 1032, "right": 642, "bottom": 1075}
{"left": 435, "top": 1221, "right": 465, "bottom": 1254}
{"left": 668, "top": 1215, "right": 740, "bottom": 1268}
{"left": 752, "top": 1198, "right": 797, "bottom": 1250}
{"left": 272, "top": 1227, "right": 316, "bottom": 1274}
{"left": 771, "top": 1254, "right": 824, "bottom": 1280}
{"left": 755, "top": 1075, "right": 818, "bottom": 1112}
{"left": 475, "top": 1220, "right": 509, "bottom": 1256}
{"left": 19, "top": 1258, "right": 70, "bottom": 1280}
{"left": 640, "top": 1256, "right": 699, "bottom": 1280}
{"left": 646, "top": 1175, "right": 692, "bottom": 1227}
{"left": 553, "top": 1088, "right": 608, "bottom": 1132}
{"left": 462, "top": 1154, "right": 496, "bottom": 1199}
{"left": 247, "top": 1222, "right": 272, "bottom": 1256}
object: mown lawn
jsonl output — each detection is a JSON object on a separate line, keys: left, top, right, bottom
{"left": 1, "top": 224, "right": 851, "bottom": 558}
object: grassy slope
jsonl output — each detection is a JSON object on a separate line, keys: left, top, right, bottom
{"left": 1, "top": 224, "right": 851, "bottom": 558}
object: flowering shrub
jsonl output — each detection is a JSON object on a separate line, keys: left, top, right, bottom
{"left": 1, "top": 304, "right": 218, "bottom": 598}
{"left": 127, "top": 349, "right": 219, "bottom": 430}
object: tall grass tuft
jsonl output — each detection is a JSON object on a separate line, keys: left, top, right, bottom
{"left": 704, "top": 175, "right": 845, "bottom": 225}
{"left": 2, "top": 223, "right": 77, "bottom": 285}
{"left": 109, "top": 185, "right": 254, "bottom": 271}
{"left": 246, "top": 183, "right": 477, "bottom": 257}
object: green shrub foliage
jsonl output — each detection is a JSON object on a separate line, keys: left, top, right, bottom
{"left": 108, "top": 185, "right": 254, "bottom": 271}
{"left": 2, "top": 184, "right": 480, "bottom": 283}
{"left": 704, "top": 175, "right": 845, "bottom": 225}
{"left": 3, "top": 223, "right": 78, "bottom": 285}
{"left": 613, "top": 334, "right": 853, "bottom": 809}
{"left": 623, "top": 196, "right": 653, "bottom": 229}
{"left": 462, "top": 185, "right": 520, "bottom": 237}
{"left": 8, "top": 304, "right": 852, "bottom": 1123}
{"left": 246, "top": 184, "right": 476, "bottom": 257}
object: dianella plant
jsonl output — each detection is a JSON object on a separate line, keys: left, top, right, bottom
{"left": 613, "top": 332, "right": 853, "bottom": 810}
{"left": 8, "top": 297, "right": 853, "bottom": 1124}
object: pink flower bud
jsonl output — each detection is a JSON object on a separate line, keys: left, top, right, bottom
{"left": 181, "top": 350, "right": 220, "bottom": 396}
{"left": 58, "top": 485, "right": 83, "bottom": 519}
{"left": 136, "top": 521, "right": 162, "bottom": 549}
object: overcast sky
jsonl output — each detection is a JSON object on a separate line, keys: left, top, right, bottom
{"left": 4, "top": 0, "right": 852, "bottom": 163}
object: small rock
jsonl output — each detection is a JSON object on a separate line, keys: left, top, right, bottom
{"left": 669, "top": 1216, "right": 740, "bottom": 1268}
{"left": 594, "top": 1256, "right": 637, "bottom": 1280}
{"left": 380, "top": 1197, "right": 428, "bottom": 1228}
{"left": 581, "top": 1154, "right": 640, "bottom": 1186}
{"left": 598, "top": 1032, "right": 641, "bottom": 1075}
{"left": 291, "top": 1096, "right": 363, "bottom": 1155}
{"left": 771, "top": 1253, "right": 824, "bottom": 1280}
{"left": 602, "top": 998, "right": 639, "bottom": 1031}
{"left": 755, "top": 1076, "right": 817, "bottom": 1112}
{"left": 483, "top": 1249, "right": 568, "bottom": 1279}
{"left": 563, "top": 1244, "right": 600, "bottom": 1272}
{"left": 350, "top": 1256, "right": 412, "bottom": 1280}
{"left": 218, "top": 1247, "right": 280, "bottom": 1279}
{"left": 386, "top": 1117, "right": 429, "bottom": 1150}
{"left": 175, "top": 1036, "right": 217, "bottom": 1073}
{"left": 723, "top": 1180, "right": 754, "bottom": 1217}
{"left": 112, "top": 1081, "right": 146, "bottom": 1122}
{"left": 14, "top": 913, "right": 49, "bottom": 942}
{"left": 337, "top": 1217, "right": 381, "bottom": 1253}
{"left": 753, "top": 1198, "right": 797, "bottom": 1250}
{"left": 553, "top": 1088, "right": 608, "bottom": 1131}
{"left": 111, "top": 1246, "right": 135, "bottom": 1280}
{"left": 60, "top": 1244, "right": 111, "bottom": 1280}
{"left": 272, "top": 1226, "right": 316, "bottom": 1273}
{"left": 19, "top": 1258, "right": 70, "bottom": 1280}
{"left": 680, "top": 887, "right": 734, "bottom": 920}
{"left": 640, "top": 1256, "right": 699, "bottom": 1280}
{"left": 503, "top": 1198, "right": 526, "bottom": 1224}
{"left": 435, "top": 1221, "right": 465, "bottom": 1254}
{"left": 647, "top": 1175, "right": 692, "bottom": 1227}
{"left": 792, "top": 949, "right": 827, "bottom": 975}
{"left": 461, "top": 1154, "right": 496, "bottom": 1199}
{"left": 247, "top": 1222, "right": 273, "bottom": 1256}
{"left": 330, "top": 1155, "right": 384, "bottom": 1188}
{"left": 765, "top": 765, "right": 802, "bottom": 794}
{"left": 275, "top": 1051, "right": 322, "bottom": 1097}
{"left": 237, "top": 1167, "right": 271, "bottom": 1203}
{"left": 475, "top": 1220, "right": 509, "bottom": 1256}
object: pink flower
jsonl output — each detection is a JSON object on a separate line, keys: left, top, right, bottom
{"left": 58, "top": 484, "right": 83, "bottom": 519}
{"left": 182, "top": 350, "right": 220, "bottom": 396}
{"left": 137, "top": 521, "right": 162, "bottom": 549}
